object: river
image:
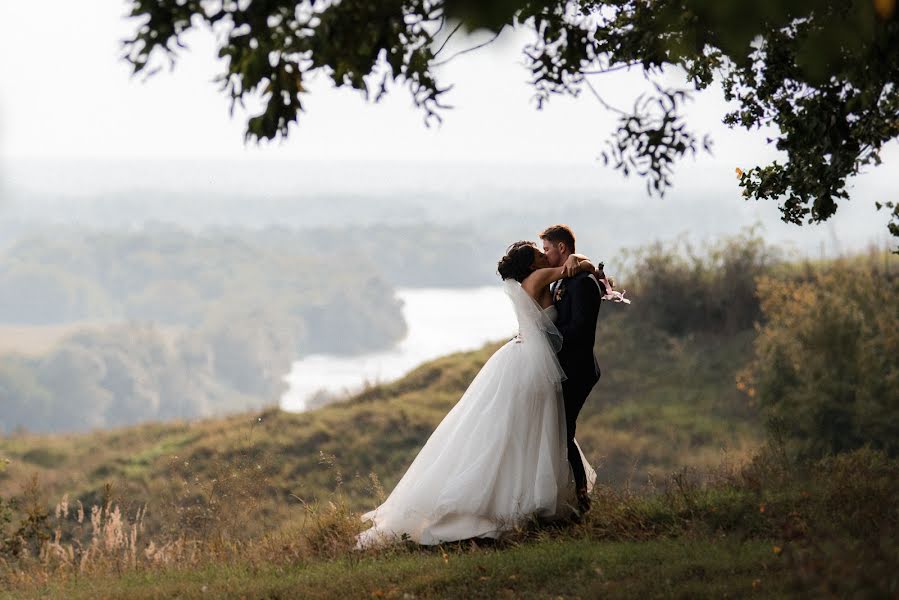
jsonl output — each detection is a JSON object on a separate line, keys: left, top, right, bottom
{"left": 280, "top": 286, "right": 517, "bottom": 412}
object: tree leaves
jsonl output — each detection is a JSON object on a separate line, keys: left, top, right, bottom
{"left": 121, "top": 0, "right": 899, "bottom": 245}
{"left": 601, "top": 85, "right": 711, "bottom": 196}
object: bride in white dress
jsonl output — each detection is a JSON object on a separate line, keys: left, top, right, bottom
{"left": 356, "top": 241, "right": 599, "bottom": 547}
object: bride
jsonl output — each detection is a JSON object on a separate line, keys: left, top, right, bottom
{"left": 356, "top": 241, "right": 600, "bottom": 547}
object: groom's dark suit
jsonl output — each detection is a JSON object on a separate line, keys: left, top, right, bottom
{"left": 552, "top": 271, "right": 603, "bottom": 495}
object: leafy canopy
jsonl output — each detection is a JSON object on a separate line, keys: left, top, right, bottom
{"left": 122, "top": 1, "right": 899, "bottom": 243}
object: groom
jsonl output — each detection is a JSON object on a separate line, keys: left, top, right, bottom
{"left": 539, "top": 224, "right": 604, "bottom": 514}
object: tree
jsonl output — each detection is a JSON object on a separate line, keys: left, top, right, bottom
{"left": 122, "top": 1, "right": 899, "bottom": 244}
{"left": 740, "top": 261, "right": 899, "bottom": 459}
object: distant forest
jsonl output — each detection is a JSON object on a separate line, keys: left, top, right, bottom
{"left": 0, "top": 224, "right": 508, "bottom": 433}
{"left": 2, "top": 217, "right": 889, "bottom": 435}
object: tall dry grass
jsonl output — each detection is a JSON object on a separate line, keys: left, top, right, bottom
{"left": 0, "top": 445, "right": 379, "bottom": 588}
{"left": 1, "top": 440, "right": 896, "bottom": 597}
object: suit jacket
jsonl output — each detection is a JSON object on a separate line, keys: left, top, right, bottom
{"left": 553, "top": 272, "right": 603, "bottom": 394}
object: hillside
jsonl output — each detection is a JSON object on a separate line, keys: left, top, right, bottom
{"left": 0, "top": 312, "right": 787, "bottom": 600}
{"left": 0, "top": 307, "right": 761, "bottom": 542}
{"left": 1, "top": 244, "right": 897, "bottom": 598}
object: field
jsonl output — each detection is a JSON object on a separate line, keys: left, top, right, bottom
{"left": 1, "top": 245, "right": 896, "bottom": 598}
{"left": 0, "top": 322, "right": 124, "bottom": 357}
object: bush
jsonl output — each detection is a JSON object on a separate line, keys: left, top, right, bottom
{"left": 813, "top": 447, "right": 899, "bottom": 538}
{"left": 741, "top": 254, "right": 899, "bottom": 459}
{"left": 621, "top": 228, "right": 780, "bottom": 336}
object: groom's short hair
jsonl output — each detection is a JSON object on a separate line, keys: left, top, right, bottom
{"left": 539, "top": 224, "right": 576, "bottom": 253}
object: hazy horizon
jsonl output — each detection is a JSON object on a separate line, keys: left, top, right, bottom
{"left": 1, "top": 157, "right": 893, "bottom": 261}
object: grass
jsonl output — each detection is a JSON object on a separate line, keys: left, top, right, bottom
{"left": 5, "top": 537, "right": 788, "bottom": 600}
{"left": 2, "top": 244, "right": 896, "bottom": 597}
{"left": 2, "top": 437, "right": 895, "bottom": 598}
{"left": 0, "top": 310, "right": 763, "bottom": 541}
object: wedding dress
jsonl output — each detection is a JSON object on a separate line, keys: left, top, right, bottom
{"left": 356, "top": 279, "right": 596, "bottom": 547}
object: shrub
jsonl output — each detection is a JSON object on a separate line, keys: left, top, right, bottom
{"left": 741, "top": 255, "right": 899, "bottom": 459}
{"left": 621, "top": 228, "right": 780, "bottom": 336}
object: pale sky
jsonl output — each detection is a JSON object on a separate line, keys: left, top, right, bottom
{"left": 0, "top": 0, "right": 895, "bottom": 240}
{"left": 0, "top": 0, "right": 783, "bottom": 165}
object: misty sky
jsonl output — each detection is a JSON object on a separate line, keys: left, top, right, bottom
{"left": 0, "top": 1, "right": 896, "bottom": 250}
{"left": 0, "top": 1, "right": 889, "bottom": 166}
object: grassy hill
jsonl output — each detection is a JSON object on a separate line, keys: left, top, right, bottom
{"left": 0, "top": 308, "right": 810, "bottom": 599}
{"left": 0, "top": 309, "right": 761, "bottom": 542}
{"left": 1, "top": 240, "right": 895, "bottom": 598}
{"left": 10, "top": 537, "right": 794, "bottom": 599}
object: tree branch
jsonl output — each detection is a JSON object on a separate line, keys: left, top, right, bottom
{"left": 430, "top": 27, "right": 505, "bottom": 68}
{"left": 433, "top": 22, "right": 463, "bottom": 58}
{"left": 580, "top": 61, "right": 641, "bottom": 76}
{"left": 583, "top": 77, "right": 627, "bottom": 116}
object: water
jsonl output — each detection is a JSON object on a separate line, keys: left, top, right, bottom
{"left": 280, "top": 286, "right": 517, "bottom": 412}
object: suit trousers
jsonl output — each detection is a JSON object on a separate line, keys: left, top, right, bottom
{"left": 562, "top": 375, "right": 598, "bottom": 494}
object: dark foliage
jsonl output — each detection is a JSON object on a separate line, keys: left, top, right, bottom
{"left": 741, "top": 253, "right": 899, "bottom": 459}
{"left": 123, "top": 0, "right": 899, "bottom": 243}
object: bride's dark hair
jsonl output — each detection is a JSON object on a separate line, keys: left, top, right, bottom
{"left": 497, "top": 241, "right": 537, "bottom": 282}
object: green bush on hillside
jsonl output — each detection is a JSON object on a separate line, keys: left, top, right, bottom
{"left": 742, "top": 257, "right": 899, "bottom": 459}
{"left": 621, "top": 228, "right": 780, "bottom": 336}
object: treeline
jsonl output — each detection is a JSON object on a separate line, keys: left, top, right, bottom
{"left": 1, "top": 326, "right": 229, "bottom": 432}
{"left": 0, "top": 222, "right": 511, "bottom": 434}
{"left": 0, "top": 224, "right": 504, "bottom": 326}
{"left": 243, "top": 224, "right": 506, "bottom": 288}
{"left": 0, "top": 227, "right": 412, "bottom": 433}
{"left": 0, "top": 227, "right": 404, "bottom": 326}
{"left": 619, "top": 228, "right": 781, "bottom": 335}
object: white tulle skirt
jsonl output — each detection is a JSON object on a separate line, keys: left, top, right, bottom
{"left": 356, "top": 335, "right": 596, "bottom": 547}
